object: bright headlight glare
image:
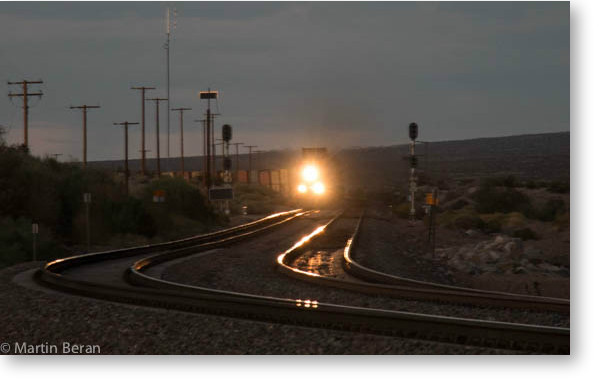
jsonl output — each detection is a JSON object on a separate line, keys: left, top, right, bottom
{"left": 302, "top": 165, "right": 319, "bottom": 182}
{"left": 311, "top": 182, "right": 325, "bottom": 195}
{"left": 297, "top": 184, "right": 308, "bottom": 193}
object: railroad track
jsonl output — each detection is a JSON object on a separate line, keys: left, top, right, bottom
{"left": 276, "top": 207, "right": 569, "bottom": 353}
{"left": 36, "top": 207, "right": 569, "bottom": 354}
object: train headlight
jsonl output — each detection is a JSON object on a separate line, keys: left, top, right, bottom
{"left": 301, "top": 165, "right": 319, "bottom": 182}
{"left": 297, "top": 184, "right": 308, "bottom": 193}
{"left": 311, "top": 182, "right": 325, "bottom": 195}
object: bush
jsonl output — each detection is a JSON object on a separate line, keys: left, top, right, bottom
{"left": 512, "top": 228, "right": 538, "bottom": 240}
{"left": 448, "top": 198, "right": 469, "bottom": 210}
{"left": 546, "top": 181, "right": 569, "bottom": 194}
{"left": 535, "top": 198, "right": 567, "bottom": 222}
{"left": 141, "top": 177, "right": 217, "bottom": 223}
{"left": 472, "top": 185, "right": 534, "bottom": 216}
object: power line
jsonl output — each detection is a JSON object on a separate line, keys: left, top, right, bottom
{"left": 7, "top": 79, "right": 43, "bottom": 149}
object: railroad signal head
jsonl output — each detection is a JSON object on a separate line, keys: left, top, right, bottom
{"left": 222, "top": 124, "right": 232, "bottom": 142}
{"left": 409, "top": 122, "right": 419, "bottom": 140}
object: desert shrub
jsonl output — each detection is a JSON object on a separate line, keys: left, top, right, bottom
{"left": 231, "top": 184, "right": 287, "bottom": 215}
{"left": 444, "top": 190, "right": 460, "bottom": 202}
{"left": 525, "top": 180, "right": 539, "bottom": 189}
{"left": 553, "top": 212, "right": 570, "bottom": 231}
{"left": 546, "top": 181, "right": 569, "bottom": 194}
{"left": 448, "top": 198, "right": 469, "bottom": 210}
{"left": 453, "top": 213, "right": 485, "bottom": 230}
{"left": 481, "top": 175, "right": 520, "bottom": 188}
{"left": 0, "top": 216, "right": 65, "bottom": 267}
{"left": 142, "top": 177, "right": 217, "bottom": 223}
{"left": 472, "top": 185, "right": 534, "bottom": 216}
{"left": 535, "top": 198, "right": 567, "bottom": 222}
{"left": 512, "top": 228, "right": 538, "bottom": 240}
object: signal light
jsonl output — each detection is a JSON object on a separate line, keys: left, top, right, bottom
{"left": 222, "top": 124, "right": 232, "bottom": 142}
{"left": 409, "top": 122, "right": 418, "bottom": 140}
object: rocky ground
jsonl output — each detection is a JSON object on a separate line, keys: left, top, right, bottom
{"left": 355, "top": 205, "right": 570, "bottom": 299}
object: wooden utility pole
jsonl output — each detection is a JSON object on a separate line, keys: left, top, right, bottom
{"left": 7, "top": 80, "right": 43, "bottom": 149}
{"left": 244, "top": 145, "right": 257, "bottom": 182}
{"left": 147, "top": 97, "right": 168, "bottom": 176}
{"left": 194, "top": 118, "right": 208, "bottom": 185}
{"left": 171, "top": 107, "right": 192, "bottom": 176}
{"left": 231, "top": 142, "right": 244, "bottom": 180}
{"left": 69, "top": 105, "right": 100, "bottom": 168}
{"left": 113, "top": 121, "right": 139, "bottom": 194}
{"left": 131, "top": 86, "right": 155, "bottom": 175}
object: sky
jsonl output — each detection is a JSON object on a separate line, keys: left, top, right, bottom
{"left": 0, "top": 1, "right": 569, "bottom": 161}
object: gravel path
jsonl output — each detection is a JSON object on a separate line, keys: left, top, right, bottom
{"left": 1, "top": 262, "right": 516, "bottom": 354}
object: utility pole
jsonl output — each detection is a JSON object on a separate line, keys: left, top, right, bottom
{"left": 255, "top": 150, "right": 265, "bottom": 170}
{"left": 147, "top": 97, "right": 168, "bottom": 175}
{"left": 51, "top": 153, "right": 62, "bottom": 161}
{"left": 408, "top": 122, "right": 419, "bottom": 223}
{"left": 69, "top": 105, "right": 100, "bottom": 168}
{"left": 244, "top": 145, "right": 257, "bottom": 183}
{"left": 231, "top": 142, "right": 244, "bottom": 180}
{"left": 199, "top": 89, "right": 218, "bottom": 187}
{"left": 131, "top": 86, "right": 155, "bottom": 175}
{"left": 113, "top": 121, "right": 139, "bottom": 194}
{"left": 194, "top": 118, "right": 208, "bottom": 185}
{"left": 165, "top": 7, "right": 177, "bottom": 172}
{"left": 7, "top": 79, "right": 43, "bottom": 149}
{"left": 171, "top": 107, "right": 192, "bottom": 176}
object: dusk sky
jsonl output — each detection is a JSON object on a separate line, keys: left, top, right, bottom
{"left": 0, "top": 1, "right": 569, "bottom": 161}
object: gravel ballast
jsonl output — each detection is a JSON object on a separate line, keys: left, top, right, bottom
{"left": 1, "top": 262, "right": 516, "bottom": 354}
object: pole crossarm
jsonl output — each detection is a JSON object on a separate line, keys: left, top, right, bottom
{"left": 7, "top": 79, "right": 44, "bottom": 148}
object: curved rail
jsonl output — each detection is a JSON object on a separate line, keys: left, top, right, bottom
{"left": 44, "top": 209, "right": 303, "bottom": 274}
{"left": 129, "top": 213, "right": 568, "bottom": 353}
{"left": 37, "top": 208, "right": 569, "bottom": 353}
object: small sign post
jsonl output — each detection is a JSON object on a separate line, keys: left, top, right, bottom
{"left": 83, "top": 193, "right": 91, "bottom": 252}
{"left": 32, "top": 223, "right": 38, "bottom": 261}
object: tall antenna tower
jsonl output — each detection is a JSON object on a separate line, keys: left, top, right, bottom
{"left": 165, "top": 7, "right": 176, "bottom": 171}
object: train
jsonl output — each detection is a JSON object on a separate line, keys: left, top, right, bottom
{"left": 292, "top": 147, "right": 341, "bottom": 206}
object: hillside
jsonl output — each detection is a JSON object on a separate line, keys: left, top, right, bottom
{"left": 89, "top": 132, "right": 570, "bottom": 190}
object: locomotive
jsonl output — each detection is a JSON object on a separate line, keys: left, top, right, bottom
{"left": 294, "top": 147, "right": 339, "bottom": 206}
